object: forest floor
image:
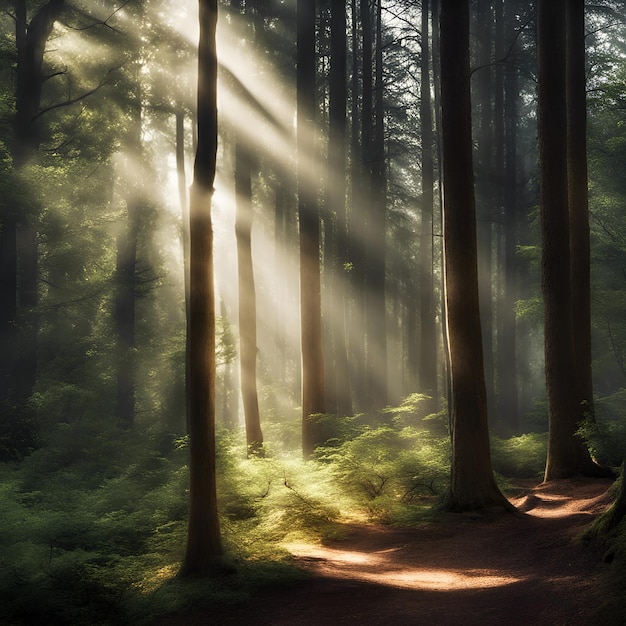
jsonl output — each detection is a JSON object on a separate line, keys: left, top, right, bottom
{"left": 159, "top": 477, "right": 618, "bottom": 625}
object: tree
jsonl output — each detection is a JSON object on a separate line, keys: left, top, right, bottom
{"left": 418, "top": 0, "right": 438, "bottom": 411}
{"left": 473, "top": 0, "right": 496, "bottom": 421}
{"left": 235, "top": 140, "right": 264, "bottom": 455}
{"left": 115, "top": 51, "right": 144, "bottom": 428}
{"left": 365, "top": 0, "right": 388, "bottom": 410}
{"left": 1, "top": 0, "right": 65, "bottom": 435}
{"left": 298, "top": 0, "right": 325, "bottom": 458}
{"left": 439, "top": 0, "right": 512, "bottom": 512}
{"left": 180, "top": 0, "right": 222, "bottom": 576}
{"left": 328, "top": 0, "right": 352, "bottom": 418}
{"left": 538, "top": 0, "right": 603, "bottom": 481}
{"left": 496, "top": 0, "right": 520, "bottom": 435}
{"left": 566, "top": 0, "right": 594, "bottom": 425}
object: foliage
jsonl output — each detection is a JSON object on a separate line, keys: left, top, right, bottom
{"left": 0, "top": 425, "right": 349, "bottom": 625}
{"left": 315, "top": 423, "right": 451, "bottom": 524}
{"left": 578, "top": 390, "right": 626, "bottom": 467}
{"left": 490, "top": 433, "right": 548, "bottom": 479}
{"left": 582, "top": 463, "right": 626, "bottom": 625}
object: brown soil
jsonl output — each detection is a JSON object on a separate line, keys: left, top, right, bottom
{"left": 162, "top": 477, "right": 617, "bottom": 626}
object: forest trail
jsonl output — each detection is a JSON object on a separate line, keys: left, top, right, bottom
{"left": 165, "top": 478, "right": 616, "bottom": 625}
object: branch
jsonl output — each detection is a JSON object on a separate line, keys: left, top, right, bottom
{"left": 470, "top": 14, "right": 533, "bottom": 78}
{"left": 65, "top": 0, "right": 130, "bottom": 33}
{"left": 33, "top": 68, "right": 117, "bottom": 122}
{"left": 42, "top": 67, "right": 69, "bottom": 83}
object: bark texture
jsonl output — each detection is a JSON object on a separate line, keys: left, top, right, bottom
{"left": 538, "top": 0, "right": 598, "bottom": 481}
{"left": 418, "top": 0, "right": 438, "bottom": 411}
{"left": 235, "top": 141, "right": 263, "bottom": 454}
{"left": 180, "top": 0, "right": 222, "bottom": 576}
{"left": 298, "top": 0, "right": 325, "bottom": 458}
{"left": 440, "top": 0, "right": 511, "bottom": 512}
{"left": 566, "top": 0, "right": 594, "bottom": 422}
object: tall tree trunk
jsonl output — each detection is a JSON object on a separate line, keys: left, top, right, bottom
{"left": 431, "top": 0, "right": 450, "bottom": 413}
{"left": 115, "top": 197, "right": 139, "bottom": 426}
{"left": 176, "top": 108, "right": 190, "bottom": 328}
{"left": 235, "top": 140, "right": 264, "bottom": 455}
{"left": 440, "top": 0, "right": 512, "bottom": 512}
{"left": 348, "top": 0, "right": 370, "bottom": 413}
{"left": 365, "top": 0, "right": 388, "bottom": 409}
{"left": 538, "top": 0, "right": 598, "bottom": 481}
{"left": 329, "top": 0, "right": 352, "bottom": 417}
{"left": 0, "top": 218, "right": 17, "bottom": 397}
{"left": 474, "top": 0, "right": 496, "bottom": 423}
{"left": 497, "top": 0, "right": 520, "bottom": 435}
{"left": 115, "top": 67, "right": 144, "bottom": 427}
{"left": 180, "top": 0, "right": 222, "bottom": 576}
{"left": 419, "top": 0, "right": 438, "bottom": 411}
{"left": 1, "top": 0, "right": 65, "bottom": 447}
{"left": 298, "top": 0, "right": 325, "bottom": 458}
{"left": 566, "top": 0, "right": 594, "bottom": 424}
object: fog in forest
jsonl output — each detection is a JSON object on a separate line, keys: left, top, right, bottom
{"left": 2, "top": 1, "right": 626, "bottom": 623}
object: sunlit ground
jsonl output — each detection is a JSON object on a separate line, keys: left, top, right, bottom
{"left": 283, "top": 541, "right": 521, "bottom": 591}
{"left": 281, "top": 481, "right": 611, "bottom": 593}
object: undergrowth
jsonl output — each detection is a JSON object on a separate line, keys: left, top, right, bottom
{"left": 0, "top": 392, "right": 615, "bottom": 625}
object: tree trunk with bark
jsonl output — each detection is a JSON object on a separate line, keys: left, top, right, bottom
{"left": 538, "top": 0, "right": 599, "bottom": 481}
{"left": 329, "top": 0, "right": 352, "bottom": 418}
{"left": 364, "top": 0, "right": 388, "bottom": 410}
{"left": 419, "top": 0, "right": 438, "bottom": 412}
{"left": 298, "top": 0, "right": 325, "bottom": 458}
{"left": 0, "top": 1, "right": 65, "bottom": 454}
{"left": 473, "top": 0, "right": 496, "bottom": 423}
{"left": 497, "top": 0, "right": 520, "bottom": 435}
{"left": 566, "top": 0, "right": 594, "bottom": 424}
{"left": 440, "top": 0, "right": 512, "bottom": 512}
{"left": 235, "top": 140, "right": 264, "bottom": 455}
{"left": 180, "top": 0, "right": 223, "bottom": 576}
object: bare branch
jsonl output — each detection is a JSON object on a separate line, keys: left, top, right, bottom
{"left": 65, "top": 0, "right": 130, "bottom": 33}
{"left": 42, "top": 67, "right": 68, "bottom": 83}
{"left": 33, "top": 67, "right": 117, "bottom": 121}
{"left": 471, "top": 14, "right": 533, "bottom": 78}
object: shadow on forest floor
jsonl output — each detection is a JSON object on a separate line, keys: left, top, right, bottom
{"left": 155, "top": 478, "right": 616, "bottom": 626}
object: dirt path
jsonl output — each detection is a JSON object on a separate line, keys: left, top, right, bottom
{"left": 169, "top": 477, "right": 615, "bottom": 625}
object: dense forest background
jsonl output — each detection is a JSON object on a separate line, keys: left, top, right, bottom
{"left": 2, "top": 0, "right": 626, "bottom": 623}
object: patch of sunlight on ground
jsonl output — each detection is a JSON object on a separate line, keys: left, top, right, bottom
{"left": 283, "top": 543, "right": 522, "bottom": 591}
{"left": 517, "top": 491, "right": 598, "bottom": 519}
{"left": 135, "top": 564, "right": 179, "bottom": 593}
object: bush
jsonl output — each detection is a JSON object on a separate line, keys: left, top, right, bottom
{"left": 315, "top": 424, "right": 450, "bottom": 524}
{"left": 490, "top": 432, "right": 548, "bottom": 478}
{"left": 580, "top": 391, "right": 626, "bottom": 467}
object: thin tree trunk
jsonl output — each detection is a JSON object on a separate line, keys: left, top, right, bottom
{"left": 365, "top": 0, "right": 388, "bottom": 409}
{"left": 348, "top": 0, "right": 370, "bottom": 413}
{"left": 298, "top": 0, "right": 325, "bottom": 458}
{"left": 180, "top": 0, "right": 222, "bottom": 576}
{"left": 419, "top": 0, "right": 437, "bottom": 411}
{"left": 115, "top": 198, "right": 139, "bottom": 426}
{"left": 176, "top": 108, "right": 190, "bottom": 328}
{"left": 235, "top": 140, "right": 263, "bottom": 455}
{"left": 329, "top": 0, "right": 352, "bottom": 417}
{"left": 431, "top": 0, "right": 449, "bottom": 413}
{"left": 497, "top": 0, "right": 520, "bottom": 434}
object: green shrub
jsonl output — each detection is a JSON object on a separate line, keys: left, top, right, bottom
{"left": 315, "top": 424, "right": 450, "bottom": 523}
{"left": 490, "top": 432, "right": 548, "bottom": 478}
{"left": 580, "top": 391, "right": 626, "bottom": 467}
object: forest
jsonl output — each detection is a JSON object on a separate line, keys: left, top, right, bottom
{"left": 2, "top": 0, "right": 626, "bottom": 624}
